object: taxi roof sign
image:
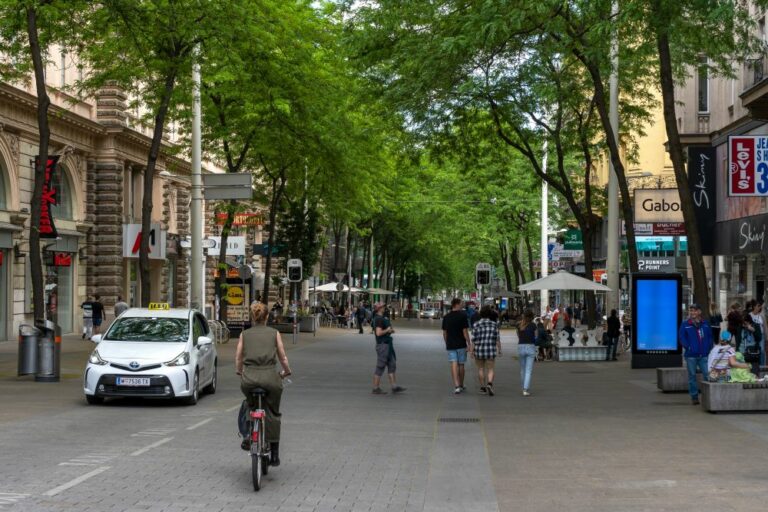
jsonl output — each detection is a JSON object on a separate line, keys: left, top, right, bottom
{"left": 148, "top": 302, "right": 170, "bottom": 310}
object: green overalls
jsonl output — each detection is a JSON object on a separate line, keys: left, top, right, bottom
{"left": 240, "top": 325, "right": 284, "bottom": 443}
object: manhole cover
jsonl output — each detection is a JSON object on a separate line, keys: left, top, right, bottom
{"left": 438, "top": 417, "right": 480, "bottom": 423}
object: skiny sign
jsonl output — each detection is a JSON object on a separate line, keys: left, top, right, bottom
{"left": 729, "top": 136, "right": 768, "bottom": 196}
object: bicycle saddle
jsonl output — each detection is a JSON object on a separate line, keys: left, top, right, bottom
{"left": 250, "top": 388, "right": 268, "bottom": 396}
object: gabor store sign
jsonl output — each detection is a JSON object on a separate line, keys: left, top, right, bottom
{"left": 729, "top": 135, "right": 768, "bottom": 196}
{"left": 633, "top": 189, "right": 684, "bottom": 223}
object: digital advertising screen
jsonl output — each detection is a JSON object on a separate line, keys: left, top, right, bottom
{"left": 500, "top": 298, "right": 508, "bottom": 310}
{"left": 632, "top": 274, "right": 682, "bottom": 354}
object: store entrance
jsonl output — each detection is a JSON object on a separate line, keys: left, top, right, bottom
{"left": 45, "top": 252, "right": 74, "bottom": 334}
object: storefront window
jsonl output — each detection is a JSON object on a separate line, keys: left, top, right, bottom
{"left": 45, "top": 258, "right": 74, "bottom": 333}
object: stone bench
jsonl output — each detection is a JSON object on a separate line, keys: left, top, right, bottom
{"left": 656, "top": 367, "right": 701, "bottom": 393}
{"left": 700, "top": 381, "right": 768, "bottom": 412}
{"left": 657, "top": 366, "right": 768, "bottom": 393}
{"left": 558, "top": 346, "right": 608, "bottom": 362}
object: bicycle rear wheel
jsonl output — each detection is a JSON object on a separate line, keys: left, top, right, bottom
{"left": 252, "top": 453, "right": 262, "bottom": 491}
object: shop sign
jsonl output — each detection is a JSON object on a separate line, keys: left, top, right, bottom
{"left": 728, "top": 135, "right": 768, "bottom": 196}
{"left": 207, "top": 236, "right": 246, "bottom": 256}
{"left": 533, "top": 260, "right": 570, "bottom": 271}
{"left": 715, "top": 212, "right": 768, "bottom": 255}
{"left": 36, "top": 155, "right": 60, "bottom": 239}
{"left": 53, "top": 253, "right": 71, "bottom": 267}
{"left": 551, "top": 244, "right": 583, "bottom": 259}
{"left": 688, "top": 146, "right": 716, "bottom": 254}
{"left": 592, "top": 269, "right": 606, "bottom": 283}
{"left": 563, "top": 228, "right": 583, "bottom": 250}
{"left": 122, "top": 223, "right": 167, "bottom": 259}
{"left": 622, "top": 222, "right": 685, "bottom": 236}
{"left": 0, "top": 251, "right": 3, "bottom": 266}
{"left": 633, "top": 189, "right": 684, "bottom": 223}
{"left": 638, "top": 258, "right": 675, "bottom": 272}
{"left": 214, "top": 212, "right": 263, "bottom": 226}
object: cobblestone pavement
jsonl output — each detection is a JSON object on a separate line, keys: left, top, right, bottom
{"left": 1, "top": 321, "right": 768, "bottom": 511}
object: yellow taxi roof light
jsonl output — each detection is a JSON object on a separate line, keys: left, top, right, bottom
{"left": 148, "top": 302, "right": 170, "bottom": 310}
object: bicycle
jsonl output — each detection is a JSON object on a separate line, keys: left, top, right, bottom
{"left": 246, "top": 388, "right": 271, "bottom": 491}
{"left": 617, "top": 331, "right": 632, "bottom": 355}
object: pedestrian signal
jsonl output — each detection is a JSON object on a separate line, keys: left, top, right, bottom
{"left": 287, "top": 259, "right": 302, "bottom": 282}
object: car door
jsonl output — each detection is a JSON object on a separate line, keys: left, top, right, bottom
{"left": 194, "top": 314, "right": 213, "bottom": 384}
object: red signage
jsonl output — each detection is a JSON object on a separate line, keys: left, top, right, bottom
{"left": 727, "top": 136, "right": 768, "bottom": 196}
{"left": 36, "top": 155, "right": 60, "bottom": 239}
{"left": 214, "top": 212, "right": 263, "bottom": 226}
{"left": 54, "top": 253, "right": 71, "bottom": 267}
{"left": 0, "top": 251, "right": 3, "bottom": 266}
{"left": 593, "top": 269, "right": 606, "bottom": 283}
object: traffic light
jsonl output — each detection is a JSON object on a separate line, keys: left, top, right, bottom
{"left": 287, "top": 258, "right": 302, "bottom": 282}
{"left": 476, "top": 262, "right": 491, "bottom": 286}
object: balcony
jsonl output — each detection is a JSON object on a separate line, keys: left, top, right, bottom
{"left": 740, "top": 54, "right": 768, "bottom": 119}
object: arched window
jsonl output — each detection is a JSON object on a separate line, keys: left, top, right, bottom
{"left": 52, "top": 166, "right": 74, "bottom": 220}
{"left": 0, "top": 163, "right": 7, "bottom": 210}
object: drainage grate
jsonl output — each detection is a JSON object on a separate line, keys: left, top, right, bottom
{"left": 438, "top": 417, "right": 480, "bottom": 423}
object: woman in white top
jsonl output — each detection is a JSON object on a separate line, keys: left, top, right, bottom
{"left": 708, "top": 330, "right": 749, "bottom": 382}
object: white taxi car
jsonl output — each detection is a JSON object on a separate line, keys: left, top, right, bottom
{"left": 83, "top": 304, "right": 217, "bottom": 405}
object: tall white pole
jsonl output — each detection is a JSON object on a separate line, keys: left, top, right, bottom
{"left": 540, "top": 138, "right": 549, "bottom": 317}
{"left": 190, "top": 49, "right": 203, "bottom": 311}
{"left": 605, "top": 0, "right": 620, "bottom": 315}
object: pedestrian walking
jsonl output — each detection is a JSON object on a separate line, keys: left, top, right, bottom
{"left": 371, "top": 303, "right": 405, "bottom": 395}
{"left": 81, "top": 296, "right": 94, "bottom": 339}
{"left": 92, "top": 295, "right": 105, "bottom": 335}
{"left": 573, "top": 302, "right": 582, "bottom": 327}
{"left": 679, "top": 303, "right": 714, "bottom": 405}
{"left": 605, "top": 309, "right": 621, "bottom": 361}
{"left": 708, "top": 302, "right": 722, "bottom": 344}
{"left": 726, "top": 302, "right": 743, "bottom": 348}
{"left": 355, "top": 304, "right": 366, "bottom": 334}
{"left": 471, "top": 306, "right": 502, "bottom": 396}
{"left": 517, "top": 309, "right": 537, "bottom": 396}
{"left": 114, "top": 295, "right": 129, "bottom": 319}
{"left": 442, "top": 298, "right": 473, "bottom": 394}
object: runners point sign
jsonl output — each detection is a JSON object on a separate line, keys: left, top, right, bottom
{"left": 729, "top": 135, "right": 768, "bottom": 196}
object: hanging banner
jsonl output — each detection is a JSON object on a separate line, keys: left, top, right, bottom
{"left": 36, "top": 155, "right": 60, "bottom": 239}
{"left": 729, "top": 135, "right": 768, "bottom": 196}
{"left": 214, "top": 212, "right": 263, "bottom": 226}
{"left": 688, "top": 146, "right": 716, "bottom": 254}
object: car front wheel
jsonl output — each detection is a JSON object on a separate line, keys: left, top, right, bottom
{"left": 182, "top": 371, "right": 199, "bottom": 405}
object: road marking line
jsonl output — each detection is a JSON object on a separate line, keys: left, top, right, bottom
{"left": 225, "top": 404, "right": 242, "bottom": 412}
{"left": 130, "top": 437, "right": 174, "bottom": 456}
{"left": 58, "top": 462, "right": 96, "bottom": 466}
{"left": 43, "top": 467, "right": 111, "bottom": 496}
{"left": 186, "top": 418, "right": 214, "bottom": 430}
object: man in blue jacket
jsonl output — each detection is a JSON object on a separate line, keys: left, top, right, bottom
{"left": 679, "top": 303, "right": 714, "bottom": 405}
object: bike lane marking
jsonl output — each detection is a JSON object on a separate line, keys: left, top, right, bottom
{"left": 0, "top": 493, "right": 29, "bottom": 509}
{"left": 225, "top": 403, "right": 242, "bottom": 412}
{"left": 43, "top": 466, "right": 111, "bottom": 497}
{"left": 130, "top": 437, "right": 174, "bottom": 456}
{"left": 186, "top": 418, "right": 214, "bottom": 430}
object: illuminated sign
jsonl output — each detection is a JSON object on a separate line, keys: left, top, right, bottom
{"left": 729, "top": 135, "right": 768, "bottom": 196}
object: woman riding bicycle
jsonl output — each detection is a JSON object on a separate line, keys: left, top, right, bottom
{"left": 236, "top": 301, "right": 292, "bottom": 466}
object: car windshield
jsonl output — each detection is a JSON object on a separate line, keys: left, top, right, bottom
{"left": 104, "top": 317, "right": 189, "bottom": 343}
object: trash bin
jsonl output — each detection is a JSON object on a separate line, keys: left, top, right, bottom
{"left": 18, "top": 324, "right": 40, "bottom": 376}
{"left": 35, "top": 320, "right": 61, "bottom": 383}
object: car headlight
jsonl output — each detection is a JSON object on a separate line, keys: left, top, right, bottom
{"left": 88, "top": 349, "right": 108, "bottom": 365}
{"left": 164, "top": 351, "right": 190, "bottom": 367}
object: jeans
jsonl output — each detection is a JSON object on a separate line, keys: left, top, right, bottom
{"left": 685, "top": 356, "right": 708, "bottom": 399}
{"left": 605, "top": 336, "right": 618, "bottom": 360}
{"left": 518, "top": 344, "right": 536, "bottom": 391}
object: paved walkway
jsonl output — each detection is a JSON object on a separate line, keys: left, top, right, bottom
{"left": 0, "top": 320, "right": 767, "bottom": 511}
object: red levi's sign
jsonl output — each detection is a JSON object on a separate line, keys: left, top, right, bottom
{"left": 54, "top": 253, "right": 71, "bottom": 267}
{"left": 36, "top": 155, "right": 60, "bottom": 238}
{"left": 728, "top": 136, "right": 768, "bottom": 196}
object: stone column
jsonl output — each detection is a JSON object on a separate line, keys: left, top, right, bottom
{"left": 89, "top": 160, "right": 124, "bottom": 309}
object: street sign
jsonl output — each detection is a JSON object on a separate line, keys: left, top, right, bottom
{"left": 476, "top": 262, "right": 491, "bottom": 286}
{"left": 207, "top": 236, "right": 246, "bottom": 256}
{"left": 202, "top": 173, "right": 253, "bottom": 200}
{"left": 201, "top": 238, "right": 217, "bottom": 249}
{"left": 336, "top": 282, "right": 345, "bottom": 292}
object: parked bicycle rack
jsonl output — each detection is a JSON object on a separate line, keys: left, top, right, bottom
{"left": 209, "top": 320, "right": 231, "bottom": 344}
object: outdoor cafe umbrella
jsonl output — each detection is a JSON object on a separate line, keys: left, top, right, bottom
{"left": 310, "top": 282, "right": 365, "bottom": 293}
{"left": 518, "top": 270, "right": 612, "bottom": 292}
{"left": 364, "top": 287, "right": 396, "bottom": 295}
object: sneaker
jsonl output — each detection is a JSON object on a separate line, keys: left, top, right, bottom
{"left": 691, "top": 397, "right": 700, "bottom": 405}
{"left": 392, "top": 386, "right": 406, "bottom": 393}
{"left": 372, "top": 387, "right": 388, "bottom": 395}
{"left": 460, "top": 386, "right": 467, "bottom": 392}
{"left": 522, "top": 390, "right": 531, "bottom": 397}
{"left": 479, "top": 386, "right": 487, "bottom": 394}
{"left": 487, "top": 385, "right": 495, "bottom": 397}
{"left": 454, "top": 387, "right": 462, "bottom": 394}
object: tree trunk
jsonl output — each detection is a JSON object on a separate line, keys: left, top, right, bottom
{"left": 653, "top": 3, "right": 710, "bottom": 311}
{"left": 524, "top": 235, "right": 535, "bottom": 280}
{"left": 499, "top": 240, "right": 514, "bottom": 290}
{"left": 139, "top": 69, "right": 178, "bottom": 306}
{"left": 331, "top": 224, "right": 343, "bottom": 277}
{"left": 262, "top": 169, "right": 286, "bottom": 307}
{"left": 25, "top": 7, "right": 51, "bottom": 326}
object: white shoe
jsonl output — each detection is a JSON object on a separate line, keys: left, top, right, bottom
{"left": 454, "top": 387, "right": 462, "bottom": 394}
{"left": 522, "top": 390, "right": 531, "bottom": 397}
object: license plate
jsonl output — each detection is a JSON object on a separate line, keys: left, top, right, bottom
{"left": 116, "top": 377, "right": 150, "bottom": 386}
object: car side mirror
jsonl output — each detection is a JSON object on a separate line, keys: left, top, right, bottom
{"left": 198, "top": 336, "right": 213, "bottom": 346}
{"left": 90, "top": 334, "right": 102, "bottom": 344}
